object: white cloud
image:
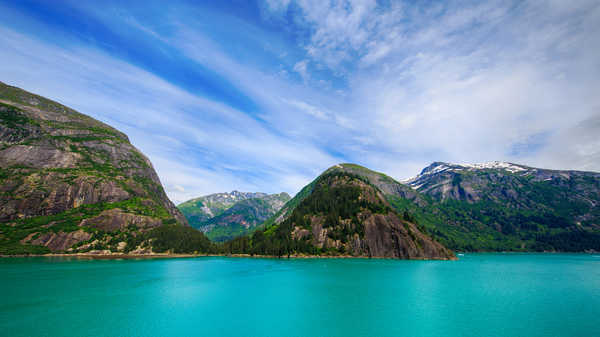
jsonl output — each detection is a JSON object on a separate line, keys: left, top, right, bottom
{"left": 293, "top": 59, "right": 309, "bottom": 81}
{"left": 282, "top": 98, "right": 328, "bottom": 120}
{"left": 0, "top": 25, "right": 341, "bottom": 202}
{"left": 2, "top": 0, "right": 599, "bottom": 206}
{"left": 263, "top": 0, "right": 291, "bottom": 13}
{"left": 264, "top": 0, "right": 600, "bottom": 177}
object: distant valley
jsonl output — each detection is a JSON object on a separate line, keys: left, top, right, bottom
{"left": 178, "top": 191, "right": 290, "bottom": 241}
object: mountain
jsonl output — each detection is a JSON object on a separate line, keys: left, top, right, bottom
{"left": 0, "top": 81, "right": 212, "bottom": 255}
{"left": 179, "top": 191, "right": 271, "bottom": 226}
{"left": 226, "top": 165, "right": 455, "bottom": 259}
{"left": 262, "top": 162, "right": 600, "bottom": 253}
{"left": 265, "top": 163, "right": 424, "bottom": 228}
{"left": 179, "top": 191, "right": 290, "bottom": 241}
{"left": 397, "top": 161, "right": 600, "bottom": 251}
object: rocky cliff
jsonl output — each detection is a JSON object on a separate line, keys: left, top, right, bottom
{"left": 0, "top": 81, "right": 189, "bottom": 254}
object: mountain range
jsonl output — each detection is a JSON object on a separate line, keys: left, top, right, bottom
{"left": 1, "top": 82, "right": 599, "bottom": 257}
{"left": 178, "top": 191, "right": 290, "bottom": 241}
{"left": 255, "top": 162, "right": 600, "bottom": 253}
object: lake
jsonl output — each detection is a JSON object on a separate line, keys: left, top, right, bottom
{"left": 1, "top": 254, "right": 599, "bottom": 337}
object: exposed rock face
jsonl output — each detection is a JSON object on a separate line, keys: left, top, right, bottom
{"left": 0, "top": 81, "right": 187, "bottom": 254}
{"left": 403, "top": 161, "right": 600, "bottom": 205}
{"left": 179, "top": 191, "right": 291, "bottom": 241}
{"left": 280, "top": 170, "right": 455, "bottom": 259}
{"left": 30, "top": 230, "right": 92, "bottom": 252}
{"left": 79, "top": 209, "right": 164, "bottom": 232}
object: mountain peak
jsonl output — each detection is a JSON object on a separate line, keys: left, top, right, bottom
{"left": 404, "top": 161, "right": 531, "bottom": 187}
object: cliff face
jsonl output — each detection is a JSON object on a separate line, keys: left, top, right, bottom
{"left": 0, "top": 82, "right": 187, "bottom": 254}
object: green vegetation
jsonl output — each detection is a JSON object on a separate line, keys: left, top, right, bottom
{"left": 0, "top": 242, "right": 51, "bottom": 255}
{"left": 288, "top": 172, "right": 391, "bottom": 223}
{"left": 0, "top": 102, "right": 35, "bottom": 129}
{"left": 146, "top": 224, "right": 214, "bottom": 253}
{"left": 253, "top": 164, "right": 600, "bottom": 254}
{"left": 0, "top": 197, "right": 175, "bottom": 254}
{"left": 205, "top": 198, "right": 274, "bottom": 242}
{"left": 178, "top": 197, "right": 233, "bottom": 228}
{"left": 385, "top": 171, "right": 600, "bottom": 252}
{"left": 261, "top": 178, "right": 318, "bottom": 228}
{"left": 0, "top": 81, "right": 124, "bottom": 139}
{"left": 0, "top": 103, "right": 36, "bottom": 142}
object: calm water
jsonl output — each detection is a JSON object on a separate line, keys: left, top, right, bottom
{"left": 1, "top": 254, "right": 599, "bottom": 337}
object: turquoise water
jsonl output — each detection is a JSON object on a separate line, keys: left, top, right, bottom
{"left": 1, "top": 254, "right": 599, "bottom": 337}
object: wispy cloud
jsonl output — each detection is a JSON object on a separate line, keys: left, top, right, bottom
{"left": 1, "top": 0, "right": 599, "bottom": 204}
{"left": 263, "top": 0, "right": 600, "bottom": 177}
{"left": 0, "top": 23, "right": 340, "bottom": 203}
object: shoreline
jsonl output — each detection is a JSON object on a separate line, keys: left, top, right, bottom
{"left": 2, "top": 251, "right": 595, "bottom": 260}
{"left": 1, "top": 252, "right": 458, "bottom": 260}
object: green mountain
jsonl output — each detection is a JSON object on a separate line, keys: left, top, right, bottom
{"left": 224, "top": 166, "right": 455, "bottom": 259}
{"left": 263, "top": 162, "right": 600, "bottom": 252}
{"left": 178, "top": 191, "right": 290, "bottom": 241}
{"left": 398, "top": 161, "right": 600, "bottom": 251}
{"left": 0, "top": 81, "right": 211, "bottom": 255}
{"left": 179, "top": 191, "right": 271, "bottom": 226}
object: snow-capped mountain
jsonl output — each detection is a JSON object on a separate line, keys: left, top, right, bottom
{"left": 402, "top": 161, "right": 532, "bottom": 188}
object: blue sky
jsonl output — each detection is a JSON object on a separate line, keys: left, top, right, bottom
{"left": 1, "top": 0, "right": 599, "bottom": 203}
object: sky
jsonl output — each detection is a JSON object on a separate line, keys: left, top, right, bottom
{"left": 0, "top": 0, "right": 599, "bottom": 204}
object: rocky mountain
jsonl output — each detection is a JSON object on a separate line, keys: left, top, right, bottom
{"left": 262, "top": 162, "right": 600, "bottom": 252}
{"left": 397, "top": 161, "right": 600, "bottom": 251}
{"left": 228, "top": 165, "right": 455, "bottom": 259}
{"left": 178, "top": 191, "right": 290, "bottom": 241}
{"left": 0, "top": 81, "right": 201, "bottom": 255}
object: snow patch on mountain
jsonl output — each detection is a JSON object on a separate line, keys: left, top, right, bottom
{"left": 402, "top": 161, "right": 530, "bottom": 188}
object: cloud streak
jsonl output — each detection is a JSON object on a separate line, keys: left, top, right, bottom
{"left": 1, "top": 0, "right": 599, "bottom": 203}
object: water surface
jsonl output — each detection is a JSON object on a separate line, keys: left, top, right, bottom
{"left": 1, "top": 254, "right": 599, "bottom": 336}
